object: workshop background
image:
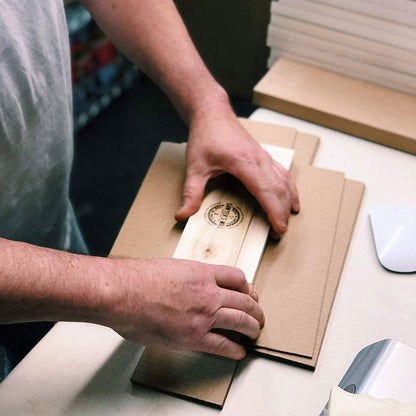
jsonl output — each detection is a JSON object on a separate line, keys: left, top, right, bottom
{"left": 66, "top": 0, "right": 268, "bottom": 257}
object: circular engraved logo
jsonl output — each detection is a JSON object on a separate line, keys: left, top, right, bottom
{"left": 204, "top": 202, "right": 244, "bottom": 228}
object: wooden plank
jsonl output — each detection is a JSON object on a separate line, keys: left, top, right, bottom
{"left": 174, "top": 145, "right": 294, "bottom": 284}
{"left": 173, "top": 176, "right": 256, "bottom": 266}
{"left": 235, "top": 144, "right": 294, "bottom": 284}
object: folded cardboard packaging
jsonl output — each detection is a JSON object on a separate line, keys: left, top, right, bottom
{"left": 110, "top": 118, "right": 364, "bottom": 407}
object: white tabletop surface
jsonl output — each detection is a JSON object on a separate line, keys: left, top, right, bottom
{"left": 1, "top": 108, "right": 415, "bottom": 416}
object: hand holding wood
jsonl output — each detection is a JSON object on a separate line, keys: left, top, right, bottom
{"left": 104, "top": 258, "right": 264, "bottom": 360}
{"left": 175, "top": 113, "right": 299, "bottom": 237}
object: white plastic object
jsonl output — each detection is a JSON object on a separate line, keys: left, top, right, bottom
{"left": 369, "top": 204, "right": 416, "bottom": 273}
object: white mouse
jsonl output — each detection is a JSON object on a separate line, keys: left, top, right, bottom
{"left": 369, "top": 204, "right": 416, "bottom": 273}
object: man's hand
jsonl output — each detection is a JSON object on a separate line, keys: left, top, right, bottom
{"left": 0, "top": 239, "right": 262, "bottom": 360}
{"left": 104, "top": 258, "right": 264, "bottom": 360}
{"left": 175, "top": 105, "right": 300, "bottom": 238}
{"left": 80, "top": 0, "right": 299, "bottom": 237}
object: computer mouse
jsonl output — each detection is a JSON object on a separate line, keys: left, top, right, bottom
{"left": 369, "top": 204, "right": 416, "bottom": 273}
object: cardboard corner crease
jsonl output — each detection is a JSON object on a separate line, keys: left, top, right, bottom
{"left": 110, "top": 118, "right": 364, "bottom": 407}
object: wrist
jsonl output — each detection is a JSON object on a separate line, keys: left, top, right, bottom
{"left": 91, "top": 258, "right": 147, "bottom": 334}
{"left": 188, "top": 86, "right": 235, "bottom": 127}
{"left": 180, "top": 83, "right": 234, "bottom": 126}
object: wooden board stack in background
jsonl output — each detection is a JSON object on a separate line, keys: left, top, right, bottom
{"left": 268, "top": 0, "right": 416, "bottom": 95}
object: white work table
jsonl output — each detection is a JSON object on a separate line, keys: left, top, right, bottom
{"left": 1, "top": 108, "right": 415, "bottom": 415}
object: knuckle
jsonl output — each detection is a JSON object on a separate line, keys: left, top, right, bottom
{"left": 182, "top": 186, "right": 198, "bottom": 201}
{"left": 216, "top": 338, "right": 229, "bottom": 355}
{"left": 237, "top": 312, "right": 247, "bottom": 330}
{"left": 244, "top": 294, "right": 256, "bottom": 313}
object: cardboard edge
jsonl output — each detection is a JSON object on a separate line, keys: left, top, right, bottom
{"left": 252, "top": 179, "right": 365, "bottom": 369}
{"left": 131, "top": 347, "right": 239, "bottom": 408}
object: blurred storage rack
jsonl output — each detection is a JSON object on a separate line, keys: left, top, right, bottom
{"left": 64, "top": 1, "right": 141, "bottom": 133}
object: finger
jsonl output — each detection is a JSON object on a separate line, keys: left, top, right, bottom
{"left": 214, "top": 265, "right": 250, "bottom": 295}
{"left": 270, "top": 229, "right": 281, "bottom": 241}
{"left": 262, "top": 194, "right": 290, "bottom": 236}
{"left": 212, "top": 308, "right": 262, "bottom": 339}
{"left": 220, "top": 290, "right": 265, "bottom": 326}
{"left": 229, "top": 157, "right": 291, "bottom": 236}
{"left": 197, "top": 332, "right": 246, "bottom": 360}
{"left": 175, "top": 170, "right": 208, "bottom": 221}
{"left": 273, "top": 162, "right": 300, "bottom": 213}
{"left": 249, "top": 287, "right": 259, "bottom": 302}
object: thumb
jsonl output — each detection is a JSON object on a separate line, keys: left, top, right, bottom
{"left": 175, "top": 171, "right": 207, "bottom": 221}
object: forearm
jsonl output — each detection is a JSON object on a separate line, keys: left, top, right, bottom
{"left": 0, "top": 238, "right": 116, "bottom": 325}
{"left": 0, "top": 237, "right": 264, "bottom": 359}
{"left": 79, "top": 0, "right": 233, "bottom": 124}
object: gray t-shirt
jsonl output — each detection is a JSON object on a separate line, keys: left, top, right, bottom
{"left": 0, "top": 0, "right": 73, "bottom": 250}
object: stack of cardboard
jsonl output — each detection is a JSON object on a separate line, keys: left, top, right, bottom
{"left": 109, "top": 118, "right": 365, "bottom": 407}
{"left": 268, "top": 0, "right": 416, "bottom": 95}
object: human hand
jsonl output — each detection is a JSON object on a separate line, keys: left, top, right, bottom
{"left": 175, "top": 106, "right": 299, "bottom": 238}
{"left": 103, "top": 258, "right": 264, "bottom": 360}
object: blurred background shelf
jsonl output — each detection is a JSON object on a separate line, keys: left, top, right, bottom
{"left": 65, "top": 1, "right": 141, "bottom": 133}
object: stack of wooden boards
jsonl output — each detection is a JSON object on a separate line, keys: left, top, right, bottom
{"left": 110, "top": 118, "right": 364, "bottom": 407}
{"left": 268, "top": 0, "right": 416, "bottom": 95}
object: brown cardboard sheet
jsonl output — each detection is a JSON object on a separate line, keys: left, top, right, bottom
{"left": 253, "top": 58, "right": 416, "bottom": 155}
{"left": 131, "top": 174, "right": 363, "bottom": 404}
{"left": 111, "top": 119, "right": 362, "bottom": 407}
{"left": 252, "top": 166, "right": 345, "bottom": 358}
{"left": 131, "top": 348, "right": 237, "bottom": 408}
{"left": 254, "top": 179, "right": 365, "bottom": 368}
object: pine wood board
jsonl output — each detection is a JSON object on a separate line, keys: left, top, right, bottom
{"left": 173, "top": 144, "right": 294, "bottom": 284}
